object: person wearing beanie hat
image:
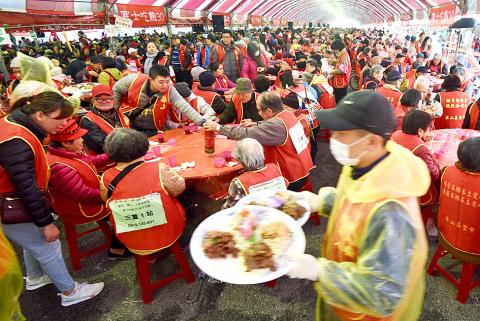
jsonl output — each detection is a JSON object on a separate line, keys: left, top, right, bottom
{"left": 394, "top": 53, "right": 408, "bottom": 74}
{"left": 376, "top": 70, "right": 403, "bottom": 107}
{"left": 126, "top": 48, "right": 142, "bottom": 73}
{"left": 194, "top": 71, "right": 228, "bottom": 114}
{"left": 288, "top": 90, "right": 430, "bottom": 321}
{"left": 46, "top": 118, "right": 130, "bottom": 261}
{"left": 274, "top": 58, "right": 295, "bottom": 89}
{"left": 191, "top": 66, "right": 205, "bottom": 89}
{"left": 170, "top": 82, "right": 215, "bottom": 125}
{"left": 80, "top": 84, "right": 130, "bottom": 155}
{"left": 435, "top": 74, "right": 471, "bottom": 129}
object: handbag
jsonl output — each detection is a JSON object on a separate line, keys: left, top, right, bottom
{"left": 107, "top": 161, "right": 144, "bottom": 199}
{"left": 1, "top": 193, "right": 33, "bottom": 224}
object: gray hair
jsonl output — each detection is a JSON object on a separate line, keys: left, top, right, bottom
{"left": 370, "top": 64, "right": 384, "bottom": 75}
{"left": 233, "top": 138, "right": 265, "bottom": 171}
{"left": 452, "top": 66, "right": 466, "bottom": 77}
{"left": 104, "top": 128, "right": 149, "bottom": 163}
{"left": 433, "top": 53, "right": 442, "bottom": 60}
{"left": 413, "top": 76, "right": 430, "bottom": 89}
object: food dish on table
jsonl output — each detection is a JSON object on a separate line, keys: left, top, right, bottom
{"left": 202, "top": 231, "right": 239, "bottom": 259}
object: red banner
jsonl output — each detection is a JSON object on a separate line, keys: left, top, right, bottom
{"left": 250, "top": 15, "right": 262, "bottom": 27}
{"left": 224, "top": 15, "right": 231, "bottom": 26}
{"left": 280, "top": 19, "right": 288, "bottom": 26}
{"left": 430, "top": 3, "right": 457, "bottom": 26}
{"left": 272, "top": 18, "right": 281, "bottom": 26}
{"left": 0, "top": 11, "right": 104, "bottom": 30}
{"left": 116, "top": 4, "right": 167, "bottom": 27}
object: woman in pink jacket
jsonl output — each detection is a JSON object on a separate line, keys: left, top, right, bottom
{"left": 209, "top": 62, "right": 235, "bottom": 94}
{"left": 47, "top": 118, "right": 131, "bottom": 260}
{"left": 241, "top": 42, "right": 266, "bottom": 82}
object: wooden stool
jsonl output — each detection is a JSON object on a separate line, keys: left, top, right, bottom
{"left": 135, "top": 241, "right": 195, "bottom": 304}
{"left": 63, "top": 220, "right": 112, "bottom": 271}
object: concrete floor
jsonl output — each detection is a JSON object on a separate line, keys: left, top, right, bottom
{"left": 16, "top": 140, "right": 480, "bottom": 321}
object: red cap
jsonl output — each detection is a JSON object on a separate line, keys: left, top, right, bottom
{"left": 92, "top": 84, "right": 113, "bottom": 97}
{"left": 283, "top": 58, "right": 294, "bottom": 68}
{"left": 49, "top": 118, "right": 87, "bottom": 142}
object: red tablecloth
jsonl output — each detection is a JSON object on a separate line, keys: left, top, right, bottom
{"left": 428, "top": 129, "right": 480, "bottom": 168}
{"left": 150, "top": 128, "right": 242, "bottom": 197}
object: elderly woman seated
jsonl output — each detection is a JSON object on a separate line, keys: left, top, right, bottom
{"left": 425, "top": 53, "right": 448, "bottom": 77}
{"left": 222, "top": 138, "right": 288, "bottom": 209}
{"left": 101, "top": 128, "right": 187, "bottom": 255}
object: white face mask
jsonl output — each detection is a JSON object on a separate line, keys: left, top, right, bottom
{"left": 329, "top": 134, "right": 371, "bottom": 166}
{"left": 255, "top": 51, "right": 260, "bottom": 56}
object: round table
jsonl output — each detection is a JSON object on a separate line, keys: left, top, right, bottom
{"left": 149, "top": 128, "right": 243, "bottom": 197}
{"left": 428, "top": 129, "right": 480, "bottom": 168}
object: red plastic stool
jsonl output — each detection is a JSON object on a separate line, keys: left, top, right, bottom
{"left": 266, "top": 280, "right": 277, "bottom": 288}
{"left": 427, "top": 239, "right": 480, "bottom": 303}
{"left": 64, "top": 220, "right": 112, "bottom": 271}
{"left": 297, "top": 178, "right": 321, "bottom": 226}
{"left": 135, "top": 241, "right": 195, "bottom": 304}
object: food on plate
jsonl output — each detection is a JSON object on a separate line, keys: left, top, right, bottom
{"left": 279, "top": 200, "right": 307, "bottom": 220}
{"left": 202, "top": 231, "right": 239, "bottom": 259}
{"left": 243, "top": 242, "right": 276, "bottom": 272}
{"left": 231, "top": 209, "right": 257, "bottom": 239}
{"left": 247, "top": 191, "right": 307, "bottom": 220}
{"left": 259, "top": 221, "right": 292, "bottom": 254}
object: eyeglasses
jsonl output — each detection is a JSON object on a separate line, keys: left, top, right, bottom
{"left": 93, "top": 97, "right": 114, "bottom": 103}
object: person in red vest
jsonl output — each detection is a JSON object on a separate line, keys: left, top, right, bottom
{"left": 168, "top": 35, "right": 193, "bottom": 86}
{"left": 126, "top": 48, "right": 142, "bottom": 73}
{"left": 5, "top": 57, "right": 22, "bottom": 98}
{"left": 331, "top": 40, "right": 351, "bottom": 103}
{"left": 142, "top": 42, "right": 168, "bottom": 75}
{"left": 425, "top": 53, "right": 448, "bottom": 77}
{"left": 222, "top": 138, "right": 288, "bottom": 209}
{"left": 463, "top": 96, "right": 480, "bottom": 129}
{"left": 391, "top": 110, "right": 440, "bottom": 207}
{"left": 46, "top": 119, "right": 131, "bottom": 260}
{"left": 217, "top": 78, "right": 262, "bottom": 125}
{"left": 204, "top": 91, "right": 314, "bottom": 191}
{"left": 86, "top": 55, "right": 102, "bottom": 83}
{"left": 211, "top": 29, "right": 243, "bottom": 82}
{"left": 81, "top": 85, "right": 129, "bottom": 155}
{"left": 197, "top": 34, "right": 216, "bottom": 69}
{"left": 435, "top": 74, "right": 471, "bottom": 129}
{"left": 376, "top": 70, "right": 403, "bottom": 108}
{"left": 209, "top": 62, "right": 236, "bottom": 95}
{"left": 404, "top": 65, "right": 429, "bottom": 89}
{"left": 101, "top": 128, "right": 187, "bottom": 256}
{"left": 172, "top": 82, "right": 216, "bottom": 126}
{"left": 0, "top": 91, "right": 104, "bottom": 307}
{"left": 394, "top": 89, "right": 422, "bottom": 130}
{"left": 452, "top": 66, "right": 475, "bottom": 96}
{"left": 361, "top": 64, "right": 384, "bottom": 90}
{"left": 274, "top": 58, "right": 294, "bottom": 89}
{"left": 112, "top": 65, "right": 210, "bottom": 136}
{"left": 194, "top": 71, "right": 227, "bottom": 114}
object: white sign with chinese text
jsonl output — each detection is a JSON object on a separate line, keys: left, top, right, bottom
{"left": 114, "top": 15, "right": 133, "bottom": 30}
{"left": 109, "top": 193, "right": 167, "bottom": 234}
{"left": 289, "top": 122, "right": 309, "bottom": 155}
{"left": 0, "top": 28, "right": 12, "bottom": 46}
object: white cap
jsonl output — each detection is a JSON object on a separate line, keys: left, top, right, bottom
{"left": 128, "top": 48, "right": 138, "bottom": 55}
{"left": 10, "top": 56, "right": 21, "bottom": 68}
{"left": 292, "top": 70, "right": 303, "bottom": 81}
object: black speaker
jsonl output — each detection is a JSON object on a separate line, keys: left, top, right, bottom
{"left": 37, "top": 32, "right": 46, "bottom": 38}
{"left": 317, "top": 23, "right": 321, "bottom": 27}
{"left": 212, "top": 15, "right": 225, "bottom": 32}
{"left": 308, "top": 22, "right": 313, "bottom": 28}
{"left": 192, "top": 24, "right": 204, "bottom": 33}
{"left": 288, "top": 21, "right": 293, "bottom": 29}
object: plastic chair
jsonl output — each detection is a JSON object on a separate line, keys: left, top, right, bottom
{"left": 135, "top": 241, "right": 195, "bottom": 304}
{"left": 63, "top": 220, "right": 112, "bottom": 271}
{"left": 427, "top": 235, "right": 480, "bottom": 303}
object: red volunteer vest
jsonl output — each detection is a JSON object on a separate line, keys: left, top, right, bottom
{"left": 263, "top": 111, "right": 314, "bottom": 184}
{"left": 236, "top": 163, "right": 288, "bottom": 194}
{"left": 436, "top": 91, "right": 471, "bottom": 129}
{"left": 317, "top": 84, "right": 336, "bottom": 109}
{"left": 46, "top": 153, "right": 108, "bottom": 224}
{"left": 170, "top": 45, "right": 192, "bottom": 70}
{"left": 333, "top": 49, "right": 351, "bottom": 89}
{"left": 232, "top": 92, "right": 259, "bottom": 124}
{"left": 83, "top": 111, "right": 130, "bottom": 135}
{"left": 216, "top": 44, "right": 241, "bottom": 72}
{"left": 467, "top": 101, "right": 479, "bottom": 129}
{"left": 102, "top": 162, "right": 186, "bottom": 255}
{"left": 0, "top": 117, "right": 49, "bottom": 193}
{"left": 193, "top": 87, "right": 219, "bottom": 107}
{"left": 405, "top": 69, "right": 417, "bottom": 89}
{"left": 438, "top": 165, "right": 480, "bottom": 255}
{"left": 170, "top": 98, "right": 198, "bottom": 124}
{"left": 376, "top": 85, "right": 402, "bottom": 108}
{"left": 391, "top": 131, "right": 437, "bottom": 206}
{"left": 120, "top": 73, "right": 172, "bottom": 130}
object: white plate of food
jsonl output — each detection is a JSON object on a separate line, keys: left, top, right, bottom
{"left": 61, "top": 83, "right": 98, "bottom": 95}
{"left": 236, "top": 190, "right": 311, "bottom": 226}
{"left": 190, "top": 205, "right": 306, "bottom": 284}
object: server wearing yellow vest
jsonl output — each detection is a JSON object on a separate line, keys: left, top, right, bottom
{"left": 112, "top": 65, "right": 213, "bottom": 136}
{"left": 288, "top": 91, "right": 430, "bottom": 321}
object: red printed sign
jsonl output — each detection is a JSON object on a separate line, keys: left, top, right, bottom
{"left": 272, "top": 18, "right": 281, "bottom": 26}
{"left": 250, "top": 15, "right": 262, "bottom": 27}
{"left": 224, "top": 14, "right": 231, "bottom": 26}
{"left": 116, "top": 4, "right": 167, "bottom": 27}
{"left": 430, "top": 3, "right": 457, "bottom": 26}
{"left": 281, "top": 19, "right": 288, "bottom": 26}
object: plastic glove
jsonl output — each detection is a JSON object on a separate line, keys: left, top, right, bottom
{"left": 298, "top": 191, "right": 322, "bottom": 213}
{"left": 287, "top": 253, "right": 319, "bottom": 281}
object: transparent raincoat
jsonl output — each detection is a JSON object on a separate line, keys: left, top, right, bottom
{"left": 313, "top": 141, "right": 430, "bottom": 321}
